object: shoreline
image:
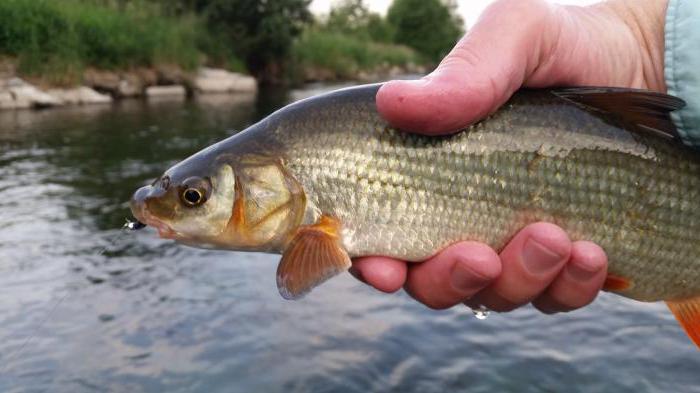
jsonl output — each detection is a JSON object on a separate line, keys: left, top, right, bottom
{"left": 0, "top": 63, "right": 426, "bottom": 112}
{"left": 0, "top": 67, "right": 257, "bottom": 111}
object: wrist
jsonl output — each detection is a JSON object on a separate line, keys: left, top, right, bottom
{"left": 595, "top": 0, "right": 668, "bottom": 92}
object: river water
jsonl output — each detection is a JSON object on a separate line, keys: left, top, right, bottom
{"left": 0, "top": 83, "right": 697, "bottom": 393}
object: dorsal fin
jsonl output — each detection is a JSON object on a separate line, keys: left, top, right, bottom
{"left": 552, "top": 87, "right": 685, "bottom": 140}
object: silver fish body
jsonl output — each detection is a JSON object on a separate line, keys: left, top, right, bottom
{"left": 246, "top": 85, "right": 699, "bottom": 302}
{"left": 131, "top": 84, "right": 700, "bottom": 303}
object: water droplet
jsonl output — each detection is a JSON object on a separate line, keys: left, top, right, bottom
{"left": 472, "top": 305, "right": 490, "bottom": 320}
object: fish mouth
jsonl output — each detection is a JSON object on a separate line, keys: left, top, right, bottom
{"left": 131, "top": 204, "right": 178, "bottom": 240}
{"left": 147, "top": 215, "right": 178, "bottom": 239}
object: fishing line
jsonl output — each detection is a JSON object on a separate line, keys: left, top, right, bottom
{"left": 1, "top": 218, "right": 145, "bottom": 373}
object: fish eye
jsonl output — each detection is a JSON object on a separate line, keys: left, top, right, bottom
{"left": 182, "top": 188, "right": 204, "bottom": 206}
{"left": 179, "top": 176, "right": 211, "bottom": 207}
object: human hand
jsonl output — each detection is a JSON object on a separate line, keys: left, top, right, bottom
{"left": 352, "top": 0, "right": 668, "bottom": 312}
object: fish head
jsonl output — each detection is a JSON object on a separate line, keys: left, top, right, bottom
{"left": 130, "top": 153, "right": 306, "bottom": 251}
{"left": 130, "top": 158, "right": 236, "bottom": 243}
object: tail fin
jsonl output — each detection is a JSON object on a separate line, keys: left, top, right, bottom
{"left": 666, "top": 299, "right": 700, "bottom": 350}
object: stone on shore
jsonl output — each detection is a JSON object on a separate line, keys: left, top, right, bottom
{"left": 2, "top": 78, "right": 62, "bottom": 108}
{"left": 47, "top": 87, "right": 113, "bottom": 105}
{"left": 156, "top": 64, "right": 187, "bottom": 85}
{"left": 146, "top": 85, "right": 187, "bottom": 98}
{"left": 0, "top": 90, "right": 18, "bottom": 109}
{"left": 116, "top": 74, "right": 143, "bottom": 97}
{"left": 193, "top": 68, "right": 257, "bottom": 94}
{"left": 83, "top": 69, "right": 120, "bottom": 92}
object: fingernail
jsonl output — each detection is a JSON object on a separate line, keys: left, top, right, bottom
{"left": 522, "top": 238, "right": 565, "bottom": 275}
{"left": 450, "top": 262, "right": 489, "bottom": 293}
{"left": 566, "top": 262, "right": 599, "bottom": 281}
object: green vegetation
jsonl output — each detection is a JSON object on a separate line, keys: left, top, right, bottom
{"left": 195, "top": 0, "right": 312, "bottom": 83}
{"left": 292, "top": 29, "right": 416, "bottom": 80}
{"left": 388, "top": 0, "right": 464, "bottom": 62}
{"left": 0, "top": 0, "right": 202, "bottom": 85}
{"left": 290, "top": 0, "right": 422, "bottom": 82}
{"left": 0, "top": 0, "right": 464, "bottom": 85}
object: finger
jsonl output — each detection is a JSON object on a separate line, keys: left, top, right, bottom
{"left": 376, "top": 0, "right": 557, "bottom": 134}
{"left": 351, "top": 256, "right": 407, "bottom": 293}
{"left": 469, "top": 222, "right": 572, "bottom": 312}
{"left": 532, "top": 241, "right": 608, "bottom": 314}
{"left": 404, "top": 241, "right": 501, "bottom": 310}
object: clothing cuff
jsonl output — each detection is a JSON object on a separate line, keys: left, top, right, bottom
{"left": 665, "top": 0, "right": 700, "bottom": 146}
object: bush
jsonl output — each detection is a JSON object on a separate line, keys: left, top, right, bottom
{"left": 0, "top": 0, "right": 203, "bottom": 83}
{"left": 292, "top": 28, "right": 417, "bottom": 80}
{"left": 387, "top": 0, "right": 464, "bottom": 62}
{"left": 324, "top": 0, "right": 395, "bottom": 43}
{"left": 198, "top": 0, "right": 312, "bottom": 83}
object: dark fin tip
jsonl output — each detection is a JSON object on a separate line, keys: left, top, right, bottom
{"left": 552, "top": 87, "right": 685, "bottom": 141}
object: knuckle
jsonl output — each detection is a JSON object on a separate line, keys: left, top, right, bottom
{"left": 532, "top": 301, "right": 560, "bottom": 315}
{"left": 421, "top": 298, "right": 455, "bottom": 310}
{"left": 552, "top": 291, "right": 596, "bottom": 310}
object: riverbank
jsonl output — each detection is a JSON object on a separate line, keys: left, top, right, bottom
{"left": 0, "top": 0, "right": 444, "bottom": 93}
{"left": 0, "top": 61, "right": 428, "bottom": 111}
{"left": 0, "top": 65, "right": 258, "bottom": 110}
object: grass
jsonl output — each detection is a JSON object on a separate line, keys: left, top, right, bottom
{"left": 291, "top": 28, "right": 422, "bottom": 81}
{"left": 0, "top": 0, "right": 429, "bottom": 86}
{"left": 0, "top": 0, "right": 204, "bottom": 85}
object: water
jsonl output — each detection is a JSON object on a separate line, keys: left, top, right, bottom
{"left": 0, "top": 84, "right": 698, "bottom": 393}
{"left": 471, "top": 305, "right": 490, "bottom": 320}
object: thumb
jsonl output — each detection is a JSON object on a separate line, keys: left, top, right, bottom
{"left": 376, "top": 0, "right": 556, "bottom": 134}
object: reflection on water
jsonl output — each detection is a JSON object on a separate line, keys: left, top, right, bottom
{"left": 0, "top": 85, "right": 697, "bottom": 393}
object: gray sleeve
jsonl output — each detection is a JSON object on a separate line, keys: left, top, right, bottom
{"left": 665, "top": 0, "right": 700, "bottom": 146}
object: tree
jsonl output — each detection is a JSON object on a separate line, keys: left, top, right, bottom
{"left": 387, "top": 0, "right": 463, "bottom": 62}
{"left": 325, "top": 0, "right": 394, "bottom": 43}
{"left": 197, "top": 0, "right": 312, "bottom": 83}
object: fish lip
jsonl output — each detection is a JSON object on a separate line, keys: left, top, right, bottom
{"left": 137, "top": 209, "right": 179, "bottom": 240}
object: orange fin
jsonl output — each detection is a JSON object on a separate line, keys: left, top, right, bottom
{"left": 666, "top": 299, "right": 700, "bottom": 349}
{"left": 603, "top": 274, "right": 632, "bottom": 291}
{"left": 276, "top": 215, "right": 351, "bottom": 300}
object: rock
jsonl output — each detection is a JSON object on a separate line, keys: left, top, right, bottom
{"left": 117, "top": 74, "right": 143, "bottom": 97}
{"left": 193, "top": 68, "right": 257, "bottom": 94}
{"left": 302, "top": 67, "right": 336, "bottom": 82}
{"left": 5, "top": 78, "right": 62, "bottom": 108}
{"left": 11, "top": 85, "right": 62, "bottom": 108}
{"left": 146, "top": 85, "right": 187, "bottom": 98}
{"left": 388, "top": 66, "right": 404, "bottom": 77}
{"left": 136, "top": 68, "right": 158, "bottom": 87}
{"left": 156, "top": 64, "right": 186, "bottom": 85}
{"left": 83, "top": 69, "right": 120, "bottom": 93}
{"left": 47, "top": 87, "right": 112, "bottom": 105}
{"left": 0, "top": 91, "right": 18, "bottom": 109}
{"left": 0, "top": 60, "right": 15, "bottom": 79}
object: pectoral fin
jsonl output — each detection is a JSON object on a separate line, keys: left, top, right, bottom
{"left": 666, "top": 298, "right": 700, "bottom": 349}
{"left": 276, "top": 215, "right": 351, "bottom": 300}
{"left": 602, "top": 274, "right": 632, "bottom": 292}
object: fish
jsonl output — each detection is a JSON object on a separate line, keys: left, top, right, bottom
{"left": 130, "top": 83, "right": 700, "bottom": 348}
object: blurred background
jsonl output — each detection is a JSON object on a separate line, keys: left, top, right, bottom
{"left": 0, "top": 0, "right": 601, "bottom": 87}
{"left": 0, "top": 1, "right": 698, "bottom": 392}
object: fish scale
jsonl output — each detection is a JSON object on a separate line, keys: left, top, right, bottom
{"left": 275, "top": 86, "right": 700, "bottom": 302}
